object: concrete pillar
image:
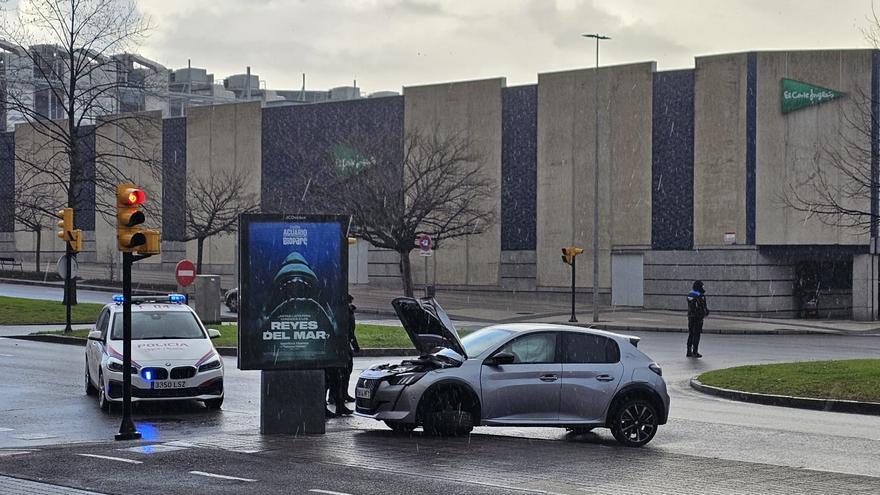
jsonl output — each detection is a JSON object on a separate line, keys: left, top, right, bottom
{"left": 852, "top": 254, "right": 878, "bottom": 321}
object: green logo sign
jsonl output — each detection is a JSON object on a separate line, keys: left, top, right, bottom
{"left": 781, "top": 78, "right": 844, "bottom": 113}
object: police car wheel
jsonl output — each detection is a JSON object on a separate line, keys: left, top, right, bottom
{"left": 204, "top": 398, "right": 223, "bottom": 410}
{"left": 85, "top": 366, "right": 97, "bottom": 396}
{"left": 97, "top": 372, "right": 110, "bottom": 412}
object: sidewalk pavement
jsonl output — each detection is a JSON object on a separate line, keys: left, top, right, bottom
{"left": 1, "top": 279, "right": 879, "bottom": 337}
{"left": 349, "top": 286, "right": 880, "bottom": 336}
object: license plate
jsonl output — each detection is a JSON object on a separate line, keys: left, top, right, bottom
{"left": 152, "top": 380, "right": 187, "bottom": 390}
{"left": 355, "top": 387, "right": 372, "bottom": 399}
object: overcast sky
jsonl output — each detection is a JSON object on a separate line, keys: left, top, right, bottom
{"left": 136, "top": 0, "right": 875, "bottom": 94}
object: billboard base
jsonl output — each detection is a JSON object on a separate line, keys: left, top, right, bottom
{"left": 260, "top": 370, "right": 326, "bottom": 435}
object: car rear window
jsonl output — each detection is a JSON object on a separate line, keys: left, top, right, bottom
{"left": 562, "top": 333, "right": 620, "bottom": 364}
{"left": 111, "top": 311, "right": 206, "bottom": 340}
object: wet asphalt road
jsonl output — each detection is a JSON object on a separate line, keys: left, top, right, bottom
{"left": 1, "top": 332, "right": 879, "bottom": 493}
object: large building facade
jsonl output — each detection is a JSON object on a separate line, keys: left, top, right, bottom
{"left": 1, "top": 49, "right": 878, "bottom": 319}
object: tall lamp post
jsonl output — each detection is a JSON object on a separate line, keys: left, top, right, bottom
{"left": 582, "top": 33, "right": 610, "bottom": 323}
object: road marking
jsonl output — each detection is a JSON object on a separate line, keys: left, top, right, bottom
{"left": 0, "top": 427, "right": 13, "bottom": 432}
{"left": 309, "top": 490, "right": 354, "bottom": 495}
{"left": 77, "top": 453, "right": 143, "bottom": 464}
{"left": 0, "top": 353, "right": 14, "bottom": 357}
{"left": 12, "top": 433, "right": 57, "bottom": 440}
{"left": 190, "top": 471, "right": 256, "bottom": 482}
{"left": 121, "top": 444, "right": 189, "bottom": 454}
{"left": 0, "top": 450, "right": 31, "bottom": 457}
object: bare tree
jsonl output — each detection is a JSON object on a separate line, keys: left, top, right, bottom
{"left": 14, "top": 177, "right": 59, "bottom": 272}
{"left": 318, "top": 130, "right": 497, "bottom": 297}
{"left": 182, "top": 168, "right": 260, "bottom": 274}
{"left": 0, "top": 0, "right": 160, "bottom": 299}
{"left": 782, "top": 90, "right": 877, "bottom": 233}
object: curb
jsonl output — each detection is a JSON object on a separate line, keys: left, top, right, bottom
{"left": 689, "top": 377, "right": 880, "bottom": 416}
{"left": 8, "top": 334, "right": 86, "bottom": 346}
{"left": 8, "top": 334, "right": 419, "bottom": 358}
{"left": 0, "top": 277, "right": 172, "bottom": 295}
{"left": 583, "top": 324, "right": 844, "bottom": 336}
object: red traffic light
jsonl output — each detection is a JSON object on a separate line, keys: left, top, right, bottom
{"left": 121, "top": 188, "right": 146, "bottom": 206}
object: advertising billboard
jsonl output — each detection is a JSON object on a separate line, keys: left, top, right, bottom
{"left": 238, "top": 214, "right": 350, "bottom": 370}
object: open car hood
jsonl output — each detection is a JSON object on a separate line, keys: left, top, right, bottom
{"left": 391, "top": 297, "right": 466, "bottom": 359}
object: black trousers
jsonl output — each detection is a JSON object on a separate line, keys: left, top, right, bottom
{"left": 687, "top": 317, "right": 703, "bottom": 352}
{"left": 326, "top": 355, "right": 354, "bottom": 403}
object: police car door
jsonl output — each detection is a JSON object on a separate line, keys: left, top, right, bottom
{"left": 88, "top": 309, "right": 110, "bottom": 381}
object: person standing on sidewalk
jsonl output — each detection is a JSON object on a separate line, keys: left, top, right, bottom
{"left": 686, "top": 280, "right": 709, "bottom": 358}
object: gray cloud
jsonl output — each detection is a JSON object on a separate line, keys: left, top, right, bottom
{"left": 135, "top": 0, "right": 870, "bottom": 93}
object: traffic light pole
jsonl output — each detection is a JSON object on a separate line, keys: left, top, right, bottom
{"left": 115, "top": 252, "right": 141, "bottom": 441}
{"left": 569, "top": 256, "right": 578, "bottom": 323}
{"left": 63, "top": 241, "right": 72, "bottom": 334}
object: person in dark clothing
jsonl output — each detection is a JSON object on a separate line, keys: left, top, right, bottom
{"left": 686, "top": 280, "right": 709, "bottom": 358}
{"left": 327, "top": 294, "right": 360, "bottom": 416}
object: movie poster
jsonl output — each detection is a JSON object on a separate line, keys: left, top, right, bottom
{"left": 238, "top": 214, "right": 350, "bottom": 370}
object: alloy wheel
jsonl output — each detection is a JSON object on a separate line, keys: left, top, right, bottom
{"left": 612, "top": 400, "right": 658, "bottom": 447}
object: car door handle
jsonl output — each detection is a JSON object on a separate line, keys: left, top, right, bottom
{"left": 539, "top": 374, "right": 559, "bottom": 382}
{"left": 596, "top": 374, "right": 615, "bottom": 382}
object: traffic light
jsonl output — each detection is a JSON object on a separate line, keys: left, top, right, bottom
{"left": 116, "top": 183, "right": 160, "bottom": 254}
{"left": 55, "top": 207, "right": 83, "bottom": 253}
{"left": 561, "top": 246, "right": 584, "bottom": 265}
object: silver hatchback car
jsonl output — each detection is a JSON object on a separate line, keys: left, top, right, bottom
{"left": 355, "top": 297, "right": 670, "bottom": 447}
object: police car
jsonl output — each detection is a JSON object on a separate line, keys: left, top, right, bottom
{"left": 84, "top": 294, "right": 225, "bottom": 411}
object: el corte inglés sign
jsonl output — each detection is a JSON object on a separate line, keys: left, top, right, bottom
{"left": 781, "top": 78, "right": 845, "bottom": 113}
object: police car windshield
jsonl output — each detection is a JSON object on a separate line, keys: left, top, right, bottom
{"left": 111, "top": 312, "right": 205, "bottom": 340}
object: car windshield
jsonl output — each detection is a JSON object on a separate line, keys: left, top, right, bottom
{"left": 111, "top": 311, "right": 206, "bottom": 340}
{"left": 460, "top": 328, "right": 513, "bottom": 357}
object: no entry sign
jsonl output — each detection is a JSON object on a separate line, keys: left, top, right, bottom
{"left": 175, "top": 259, "right": 196, "bottom": 287}
{"left": 417, "top": 234, "right": 433, "bottom": 256}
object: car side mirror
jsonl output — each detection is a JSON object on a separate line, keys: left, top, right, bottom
{"left": 484, "top": 351, "right": 515, "bottom": 366}
{"left": 87, "top": 330, "right": 102, "bottom": 341}
{"left": 207, "top": 328, "right": 221, "bottom": 339}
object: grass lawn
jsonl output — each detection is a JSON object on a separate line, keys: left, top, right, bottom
{"left": 698, "top": 360, "right": 880, "bottom": 403}
{"left": 37, "top": 323, "right": 417, "bottom": 349}
{"left": 0, "top": 296, "right": 103, "bottom": 325}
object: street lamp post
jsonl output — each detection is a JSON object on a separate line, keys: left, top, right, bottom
{"left": 582, "top": 33, "right": 610, "bottom": 323}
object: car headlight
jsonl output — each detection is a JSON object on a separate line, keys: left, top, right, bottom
{"left": 107, "top": 359, "right": 137, "bottom": 374}
{"left": 198, "top": 359, "right": 222, "bottom": 372}
{"left": 388, "top": 372, "right": 426, "bottom": 386}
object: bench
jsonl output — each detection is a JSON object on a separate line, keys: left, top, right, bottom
{"left": 0, "top": 257, "right": 23, "bottom": 271}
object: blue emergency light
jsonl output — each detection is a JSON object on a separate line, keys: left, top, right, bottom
{"left": 113, "top": 295, "right": 125, "bottom": 304}
{"left": 144, "top": 370, "right": 153, "bottom": 381}
{"left": 168, "top": 294, "right": 186, "bottom": 304}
